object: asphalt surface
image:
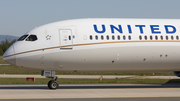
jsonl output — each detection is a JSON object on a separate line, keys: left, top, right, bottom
{"left": 0, "top": 83, "right": 180, "bottom": 100}
{"left": 0, "top": 63, "right": 10, "bottom": 66}
{"left": 0, "top": 97, "right": 180, "bottom": 101}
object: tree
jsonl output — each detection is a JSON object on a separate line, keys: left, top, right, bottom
{"left": 0, "top": 48, "right": 3, "bottom": 56}
{"left": 0, "top": 39, "right": 16, "bottom": 56}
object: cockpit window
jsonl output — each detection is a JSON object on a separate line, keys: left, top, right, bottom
{"left": 17, "top": 35, "right": 28, "bottom": 41}
{"left": 26, "top": 35, "right": 38, "bottom": 41}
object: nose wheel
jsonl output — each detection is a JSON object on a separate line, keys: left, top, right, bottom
{"left": 41, "top": 71, "right": 59, "bottom": 89}
{"left": 48, "top": 77, "right": 59, "bottom": 89}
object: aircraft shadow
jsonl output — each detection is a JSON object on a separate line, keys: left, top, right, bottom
{"left": 0, "top": 85, "right": 48, "bottom": 89}
{"left": 59, "top": 83, "right": 180, "bottom": 89}
{"left": 0, "top": 80, "right": 180, "bottom": 90}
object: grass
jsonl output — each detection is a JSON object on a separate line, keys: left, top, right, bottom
{"left": 0, "top": 65, "right": 41, "bottom": 74}
{"left": 0, "top": 56, "right": 6, "bottom": 63}
{"left": 55, "top": 72, "right": 175, "bottom": 76}
{"left": 0, "top": 78, "right": 179, "bottom": 84}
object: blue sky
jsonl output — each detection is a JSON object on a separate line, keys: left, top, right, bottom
{"left": 1, "top": 0, "right": 180, "bottom": 37}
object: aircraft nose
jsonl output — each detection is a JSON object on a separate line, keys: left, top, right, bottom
{"left": 2, "top": 44, "right": 16, "bottom": 66}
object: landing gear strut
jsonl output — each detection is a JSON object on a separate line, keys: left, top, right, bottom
{"left": 48, "top": 77, "right": 59, "bottom": 89}
{"left": 41, "top": 70, "right": 59, "bottom": 89}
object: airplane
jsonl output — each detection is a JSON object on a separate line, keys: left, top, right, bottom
{"left": 3, "top": 18, "right": 180, "bottom": 89}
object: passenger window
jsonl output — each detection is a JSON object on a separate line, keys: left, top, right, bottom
{"left": 26, "top": 35, "right": 37, "bottom": 41}
{"left": 17, "top": 35, "right": 28, "bottom": 41}
{"left": 112, "top": 35, "right": 115, "bottom": 40}
{"left": 117, "top": 35, "right": 120, "bottom": 40}
{"left": 128, "top": 36, "right": 131, "bottom": 40}
{"left": 150, "top": 36, "right": 153, "bottom": 40}
{"left": 144, "top": 36, "right": 147, "bottom": 40}
{"left": 123, "top": 35, "right": 126, "bottom": 40}
{"left": 176, "top": 36, "right": 179, "bottom": 40}
{"left": 90, "top": 35, "right": 93, "bottom": 40}
{"left": 155, "top": 36, "right": 158, "bottom": 40}
{"left": 106, "top": 35, "right": 109, "bottom": 40}
{"left": 160, "top": 36, "right": 163, "bottom": 40}
{"left": 171, "top": 36, "right": 174, "bottom": 40}
{"left": 166, "top": 36, "right": 168, "bottom": 40}
{"left": 139, "top": 35, "right": 142, "bottom": 40}
{"left": 95, "top": 35, "right": 98, "bottom": 40}
{"left": 101, "top": 35, "right": 104, "bottom": 40}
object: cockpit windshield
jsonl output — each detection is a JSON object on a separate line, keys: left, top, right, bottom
{"left": 26, "top": 35, "right": 38, "bottom": 41}
{"left": 17, "top": 34, "right": 38, "bottom": 41}
{"left": 17, "top": 35, "right": 28, "bottom": 41}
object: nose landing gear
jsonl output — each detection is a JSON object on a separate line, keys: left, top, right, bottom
{"left": 48, "top": 77, "right": 59, "bottom": 89}
{"left": 41, "top": 70, "right": 59, "bottom": 89}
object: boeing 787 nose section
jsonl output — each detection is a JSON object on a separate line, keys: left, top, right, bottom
{"left": 3, "top": 44, "right": 16, "bottom": 66}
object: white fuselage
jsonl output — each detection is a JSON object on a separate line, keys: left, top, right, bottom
{"left": 3, "top": 18, "right": 180, "bottom": 72}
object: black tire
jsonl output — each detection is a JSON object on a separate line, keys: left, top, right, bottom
{"left": 48, "top": 80, "right": 59, "bottom": 89}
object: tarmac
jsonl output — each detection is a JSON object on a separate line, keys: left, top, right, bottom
{"left": 0, "top": 83, "right": 180, "bottom": 100}
{"left": 0, "top": 63, "right": 10, "bottom": 66}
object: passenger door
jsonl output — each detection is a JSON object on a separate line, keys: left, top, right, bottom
{"left": 59, "top": 29, "right": 73, "bottom": 49}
